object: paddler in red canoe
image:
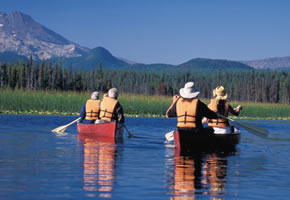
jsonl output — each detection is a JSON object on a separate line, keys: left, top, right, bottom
{"left": 99, "top": 88, "right": 125, "bottom": 124}
{"left": 80, "top": 91, "right": 101, "bottom": 124}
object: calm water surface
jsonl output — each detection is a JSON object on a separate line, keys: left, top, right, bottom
{"left": 0, "top": 114, "right": 289, "bottom": 199}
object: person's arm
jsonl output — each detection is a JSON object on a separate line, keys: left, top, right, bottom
{"left": 166, "top": 95, "right": 180, "bottom": 118}
{"left": 80, "top": 104, "right": 86, "bottom": 120}
{"left": 199, "top": 100, "right": 218, "bottom": 119}
{"left": 229, "top": 104, "right": 242, "bottom": 116}
{"left": 115, "top": 102, "right": 125, "bottom": 123}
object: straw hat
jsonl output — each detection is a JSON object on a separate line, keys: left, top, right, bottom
{"left": 91, "top": 91, "right": 100, "bottom": 100}
{"left": 213, "top": 86, "right": 228, "bottom": 100}
{"left": 108, "top": 88, "right": 119, "bottom": 99}
{"left": 179, "top": 82, "right": 200, "bottom": 99}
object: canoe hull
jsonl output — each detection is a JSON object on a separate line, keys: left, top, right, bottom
{"left": 174, "top": 130, "right": 240, "bottom": 154}
{"left": 77, "top": 121, "right": 123, "bottom": 143}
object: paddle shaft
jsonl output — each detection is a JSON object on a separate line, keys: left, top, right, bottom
{"left": 217, "top": 114, "right": 268, "bottom": 138}
{"left": 124, "top": 125, "right": 134, "bottom": 137}
{"left": 52, "top": 117, "right": 81, "bottom": 133}
{"left": 65, "top": 117, "right": 81, "bottom": 127}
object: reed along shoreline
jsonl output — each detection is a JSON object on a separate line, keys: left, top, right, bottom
{"left": 0, "top": 89, "right": 289, "bottom": 120}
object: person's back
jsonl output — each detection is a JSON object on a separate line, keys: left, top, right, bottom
{"left": 99, "top": 88, "right": 124, "bottom": 124}
{"left": 207, "top": 86, "right": 242, "bottom": 133}
{"left": 166, "top": 82, "right": 217, "bottom": 134}
{"left": 80, "top": 91, "right": 100, "bottom": 124}
{"left": 208, "top": 98, "right": 230, "bottom": 128}
{"left": 176, "top": 97, "right": 199, "bottom": 129}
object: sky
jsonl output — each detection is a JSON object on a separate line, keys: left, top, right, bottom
{"left": 2, "top": 0, "right": 290, "bottom": 64}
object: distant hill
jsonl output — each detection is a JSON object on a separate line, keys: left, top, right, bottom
{"left": 178, "top": 58, "right": 253, "bottom": 71}
{"left": 50, "top": 48, "right": 254, "bottom": 72}
{"left": 128, "top": 58, "right": 253, "bottom": 72}
{"left": 241, "top": 56, "right": 290, "bottom": 70}
{"left": 52, "top": 47, "right": 130, "bottom": 71}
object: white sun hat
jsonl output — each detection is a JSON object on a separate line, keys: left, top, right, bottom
{"left": 179, "top": 82, "right": 200, "bottom": 99}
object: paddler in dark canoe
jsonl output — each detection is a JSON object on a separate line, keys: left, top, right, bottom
{"left": 166, "top": 81, "right": 218, "bottom": 134}
{"left": 204, "top": 86, "right": 243, "bottom": 134}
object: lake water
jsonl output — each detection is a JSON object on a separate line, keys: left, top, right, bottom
{"left": 0, "top": 114, "right": 289, "bottom": 199}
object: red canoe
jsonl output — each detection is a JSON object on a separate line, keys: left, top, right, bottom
{"left": 77, "top": 121, "right": 123, "bottom": 143}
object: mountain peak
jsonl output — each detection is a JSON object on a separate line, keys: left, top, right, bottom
{"left": 0, "top": 11, "right": 42, "bottom": 34}
{"left": 0, "top": 11, "right": 89, "bottom": 60}
{"left": 90, "top": 47, "right": 113, "bottom": 58}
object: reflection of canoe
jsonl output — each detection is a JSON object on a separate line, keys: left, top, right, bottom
{"left": 77, "top": 121, "right": 123, "bottom": 143}
{"left": 77, "top": 135, "right": 118, "bottom": 197}
{"left": 174, "top": 129, "right": 240, "bottom": 153}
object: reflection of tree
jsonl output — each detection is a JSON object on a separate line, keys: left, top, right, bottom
{"left": 169, "top": 150, "right": 234, "bottom": 200}
{"left": 79, "top": 136, "right": 118, "bottom": 198}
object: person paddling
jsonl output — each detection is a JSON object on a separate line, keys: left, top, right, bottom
{"left": 166, "top": 82, "right": 218, "bottom": 134}
{"left": 80, "top": 91, "right": 100, "bottom": 124}
{"left": 205, "top": 86, "right": 242, "bottom": 134}
{"left": 99, "top": 88, "right": 125, "bottom": 124}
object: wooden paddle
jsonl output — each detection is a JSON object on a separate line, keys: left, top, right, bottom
{"left": 51, "top": 117, "right": 81, "bottom": 133}
{"left": 217, "top": 114, "right": 268, "bottom": 138}
{"left": 165, "top": 130, "right": 175, "bottom": 142}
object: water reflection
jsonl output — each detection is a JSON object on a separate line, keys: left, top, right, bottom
{"left": 169, "top": 149, "right": 236, "bottom": 200}
{"left": 78, "top": 135, "right": 120, "bottom": 198}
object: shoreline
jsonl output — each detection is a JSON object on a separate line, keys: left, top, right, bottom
{"left": 1, "top": 110, "right": 289, "bottom": 120}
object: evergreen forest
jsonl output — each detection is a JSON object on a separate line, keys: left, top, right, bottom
{"left": 0, "top": 59, "right": 289, "bottom": 104}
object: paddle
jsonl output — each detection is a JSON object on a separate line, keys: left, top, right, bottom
{"left": 165, "top": 130, "right": 175, "bottom": 142}
{"left": 51, "top": 117, "right": 81, "bottom": 133}
{"left": 124, "top": 125, "right": 134, "bottom": 138}
{"left": 217, "top": 114, "right": 268, "bottom": 138}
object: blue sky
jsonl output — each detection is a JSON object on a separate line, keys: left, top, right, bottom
{"left": 2, "top": 0, "right": 290, "bottom": 64}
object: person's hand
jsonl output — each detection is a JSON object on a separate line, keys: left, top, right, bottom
{"left": 202, "top": 117, "right": 208, "bottom": 124}
{"left": 173, "top": 94, "right": 180, "bottom": 102}
{"left": 103, "top": 93, "right": 108, "bottom": 97}
{"left": 235, "top": 105, "right": 242, "bottom": 112}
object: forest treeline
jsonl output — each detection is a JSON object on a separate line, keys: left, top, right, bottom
{"left": 0, "top": 59, "right": 289, "bottom": 104}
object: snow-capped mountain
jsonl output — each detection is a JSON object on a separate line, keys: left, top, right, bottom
{"left": 0, "top": 11, "right": 89, "bottom": 60}
{"left": 241, "top": 56, "right": 290, "bottom": 70}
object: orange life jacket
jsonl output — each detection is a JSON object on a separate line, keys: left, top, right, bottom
{"left": 176, "top": 98, "right": 198, "bottom": 128}
{"left": 85, "top": 99, "right": 100, "bottom": 120}
{"left": 207, "top": 98, "right": 229, "bottom": 128}
{"left": 99, "top": 97, "right": 118, "bottom": 122}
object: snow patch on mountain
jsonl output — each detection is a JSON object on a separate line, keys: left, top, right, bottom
{"left": 0, "top": 11, "right": 89, "bottom": 60}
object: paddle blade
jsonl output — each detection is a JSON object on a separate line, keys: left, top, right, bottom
{"left": 51, "top": 125, "right": 67, "bottom": 133}
{"left": 235, "top": 121, "right": 268, "bottom": 138}
{"left": 51, "top": 117, "right": 81, "bottom": 133}
{"left": 165, "top": 130, "right": 174, "bottom": 142}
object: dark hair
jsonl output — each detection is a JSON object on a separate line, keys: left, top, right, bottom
{"left": 217, "top": 100, "right": 226, "bottom": 115}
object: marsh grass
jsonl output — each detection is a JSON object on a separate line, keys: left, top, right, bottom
{"left": 0, "top": 89, "right": 86, "bottom": 115}
{"left": 0, "top": 89, "right": 289, "bottom": 120}
{"left": 119, "top": 94, "right": 170, "bottom": 117}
